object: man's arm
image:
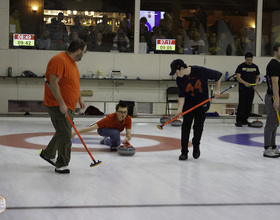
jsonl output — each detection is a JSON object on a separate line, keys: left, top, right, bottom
{"left": 214, "top": 78, "right": 221, "bottom": 98}
{"left": 78, "top": 93, "right": 85, "bottom": 109}
{"left": 123, "top": 129, "right": 132, "bottom": 143}
{"left": 271, "top": 76, "right": 279, "bottom": 110}
{"left": 71, "top": 123, "right": 99, "bottom": 138}
{"left": 49, "top": 74, "right": 67, "bottom": 115}
{"left": 236, "top": 73, "right": 250, "bottom": 87}
{"left": 175, "top": 97, "right": 185, "bottom": 118}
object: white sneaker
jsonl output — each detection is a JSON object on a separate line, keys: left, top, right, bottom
{"left": 263, "top": 147, "right": 280, "bottom": 158}
{"left": 272, "top": 146, "right": 280, "bottom": 154}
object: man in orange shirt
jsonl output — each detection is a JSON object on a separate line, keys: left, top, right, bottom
{"left": 40, "top": 39, "right": 86, "bottom": 174}
{"left": 72, "top": 103, "right": 132, "bottom": 151}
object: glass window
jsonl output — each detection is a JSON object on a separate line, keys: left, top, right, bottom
{"left": 140, "top": 0, "right": 257, "bottom": 56}
{"left": 262, "top": 0, "right": 280, "bottom": 56}
{"left": 9, "top": 0, "right": 135, "bottom": 53}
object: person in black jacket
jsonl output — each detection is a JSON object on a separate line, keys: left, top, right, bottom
{"left": 235, "top": 52, "right": 260, "bottom": 127}
{"left": 169, "top": 59, "right": 222, "bottom": 160}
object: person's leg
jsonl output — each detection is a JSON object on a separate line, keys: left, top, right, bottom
{"left": 236, "top": 89, "right": 246, "bottom": 124}
{"left": 243, "top": 89, "right": 254, "bottom": 123}
{"left": 98, "top": 128, "right": 121, "bottom": 147}
{"left": 264, "top": 94, "right": 278, "bottom": 147}
{"left": 43, "top": 107, "right": 73, "bottom": 168}
{"left": 180, "top": 112, "right": 194, "bottom": 157}
{"left": 192, "top": 109, "right": 206, "bottom": 159}
{"left": 263, "top": 93, "right": 280, "bottom": 158}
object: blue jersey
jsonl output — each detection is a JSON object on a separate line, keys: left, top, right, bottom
{"left": 176, "top": 65, "right": 222, "bottom": 112}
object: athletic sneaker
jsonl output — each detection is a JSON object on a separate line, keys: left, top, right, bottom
{"left": 272, "top": 146, "right": 280, "bottom": 154}
{"left": 39, "top": 149, "right": 56, "bottom": 166}
{"left": 179, "top": 153, "right": 188, "bottom": 160}
{"left": 263, "top": 147, "right": 280, "bottom": 158}
{"left": 100, "top": 137, "right": 109, "bottom": 145}
{"left": 55, "top": 166, "right": 70, "bottom": 174}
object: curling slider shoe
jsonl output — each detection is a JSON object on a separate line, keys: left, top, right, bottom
{"left": 157, "top": 124, "right": 163, "bottom": 130}
{"left": 90, "top": 160, "right": 102, "bottom": 167}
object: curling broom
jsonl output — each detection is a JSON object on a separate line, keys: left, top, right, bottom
{"left": 157, "top": 84, "right": 236, "bottom": 130}
{"left": 44, "top": 78, "right": 102, "bottom": 167}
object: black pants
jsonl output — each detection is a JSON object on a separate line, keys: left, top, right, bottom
{"left": 236, "top": 88, "right": 254, "bottom": 123}
{"left": 181, "top": 109, "right": 206, "bottom": 154}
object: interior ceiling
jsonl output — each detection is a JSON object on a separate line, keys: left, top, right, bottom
{"left": 43, "top": 0, "right": 280, "bottom": 12}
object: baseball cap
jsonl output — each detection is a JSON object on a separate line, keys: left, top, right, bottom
{"left": 169, "top": 59, "right": 187, "bottom": 76}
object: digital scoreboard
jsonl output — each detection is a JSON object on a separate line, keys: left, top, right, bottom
{"left": 156, "top": 39, "right": 176, "bottom": 51}
{"left": 13, "top": 34, "right": 35, "bottom": 47}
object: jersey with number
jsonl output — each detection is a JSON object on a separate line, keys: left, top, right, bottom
{"left": 266, "top": 59, "right": 280, "bottom": 95}
{"left": 176, "top": 65, "right": 222, "bottom": 112}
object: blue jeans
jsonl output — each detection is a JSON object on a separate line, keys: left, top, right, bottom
{"left": 98, "top": 128, "right": 121, "bottom": 147}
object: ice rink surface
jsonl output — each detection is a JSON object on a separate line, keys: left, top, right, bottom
{"left": 0, "top": 116, "right": 280, "bottom": 220}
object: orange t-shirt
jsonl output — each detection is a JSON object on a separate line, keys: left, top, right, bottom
{"left": 43, "top": 52, "right": 80, "bottom": 111}
{"left": 97, "top": 113, "right": 132, "bottom": 132}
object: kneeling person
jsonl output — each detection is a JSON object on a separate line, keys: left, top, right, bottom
{"left": 72, "top": 103, "right": 131, "bottom": 150}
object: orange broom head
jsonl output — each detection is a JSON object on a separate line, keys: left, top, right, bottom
{"left": 90, "top": 160, "right": 102, "bottom": 167}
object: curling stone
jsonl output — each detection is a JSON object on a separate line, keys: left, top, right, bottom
{"left": 117, "top": 142, "right": 135, "bottom": 156}
{"left": 249, "top": 119, "right": 263, "bottom": 128}
{"left": 170, "top": 119, "right": 182, "bottom": 127}
{"left": 160, "top": 115, "right": 171, "bottom": 124}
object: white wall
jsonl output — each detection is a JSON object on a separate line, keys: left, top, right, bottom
{"left": 0, "top": 0, "right": 270, "bottom": 115}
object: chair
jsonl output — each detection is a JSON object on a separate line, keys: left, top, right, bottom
{"left": 165, "top": 87, "right": 179, "bottom": 116}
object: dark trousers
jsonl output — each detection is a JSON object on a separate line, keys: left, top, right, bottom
{"left": 236, "top": 88, "right": 254, "bottom": 123}
{"left": 181, "top": 109, "right": 206, "bottom": 154}
{"left": 98, "top": 128, "right": 121, "bottom": 147}
{"left": 43, "top": 106, "right": 74, "bottom": 168}
{"left": 264, "top": 93, "right": 279, "bottom": 147}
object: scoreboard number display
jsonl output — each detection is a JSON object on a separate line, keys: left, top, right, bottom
{"left": 156, "top": 39, "right": 176, "bottom": 51}
{"left": 13, "top": 34, "right": 35, "bottom": 47}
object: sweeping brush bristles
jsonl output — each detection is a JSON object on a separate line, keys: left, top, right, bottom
{"left": 90, "top": 160, "right": 102, "bottom": 167}
{"left": 157, "top": 124, "right": 163, "bottom": 130}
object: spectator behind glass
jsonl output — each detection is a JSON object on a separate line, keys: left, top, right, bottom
{"left": 36, "top": 29, "right": 51, "bottom": 50}
{"left": 176, "top": 28, "right": 186, "bottom": 54}
{"left": 95, "top": 15, "right": 112, "bottom": 35}
{"left": 189, "top": 28, "right": 205, "bottom": 54}
{"left": 217, "top": 32, "right": 233, "bottom": 55}
{"left": 208, "top": 33, "right": 218, "bottom": 55}
{"left": 100, "top": 25, "right": 115, "bottom": 49}
{"left": 216, "top": 19, "right": 235, "bottom": 55}
{"left": 48, "top": 15, "right": 68, "bottom": 50}
{"left": 119, "top": 19, "right": 133, "bottom": 41}
{"left": 151, "top": 26, "right": 165, "bottom": 52}
{"left": 192, "top": 5, "right": 207, "bottom": 32}
{"left": 86, "top": 26, "right": 96, "bottom": 51}
{"left": 272, "top": 21, "right": 280, "bottom": 46}
{"left": 9, "top": 8, "right": 21, "bottom": 47}
{"left": 113, "top": 29, "right": 130, "bottom": 50}
{"left": 70, "top": 16, "right": 84, "bottom": 38}
{"left": 233, "top": 34, "right": 244, "bottom": 56}
{"left": 92, "top": 32, "right": 111, "bottom": 52}
{"left": 140, "top": 17, "right": 152, "bottom": 50}
{"left": 113, "top": 33, "right": 130, "bottom": 52}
